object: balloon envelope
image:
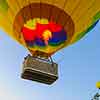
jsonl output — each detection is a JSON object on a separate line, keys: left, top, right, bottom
{"left": 0, "top": 0, "right": 100, "bottom": 57}
{"left": 96, "top": 81, "right": 100, "bottom": 89}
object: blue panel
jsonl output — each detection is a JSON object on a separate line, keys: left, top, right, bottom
{"left": 49, "top": 30, "right": 67, "bottom": 45}
{"left": 26, "top": 41, "right": 34, "bottom": 47}
{"left": 35, "top": 38, "right": 46, "bottom": 46}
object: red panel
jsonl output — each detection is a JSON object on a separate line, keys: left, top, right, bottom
{"left": 48, "top": 22, "right": 62, "bottom": 32}
{"left": 22, "top": 27, "right": 36, "bottom": 41}
{"left": 22, "top": 22, "right": 63, "bottom": 42}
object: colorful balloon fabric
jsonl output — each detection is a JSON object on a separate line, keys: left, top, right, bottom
{"left": 22, "top": 18, "right": 67, "bottom": 47}
{"left": 0, "top": 0, "right": 100, "bottom": 56}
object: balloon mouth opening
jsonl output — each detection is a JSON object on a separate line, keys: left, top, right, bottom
{"left": 21, "top": 18, "right": 67, "bottom": 47}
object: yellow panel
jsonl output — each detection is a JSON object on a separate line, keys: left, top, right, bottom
{"left": 41, "top": 0, "right": 53, "bottom": 5}
{"left": 64, "top": 0, "right": 80, "bottom": 15}
{"left": 0, "top": 12, "right": 12, "bottom": 26}
{"left": 0, "top": 10, "right": 25, "bottom": 48}
{"left": 53, "top": 0, "right": 66, "bottom": 9}
{"left": 6, "top": 0, "right": 20, "bottom": 14}
{"left": 0, "top": 25, "right": 15, "bottom": 42}
{"left": 70, "top": 2, "right": 100, "bottom": 43}
{"left": 6, "top": 0, "right": 20, "bottom": 25}
{"left": 0, "top": 1, "right": 15, "bottom": 24}
{"left": 7, "top": 9, "right": 15, "bottom": 23}
{"left": 16, "top": 0, "right": 29, "bottom": 9}
{"left": 75, "top": 1, "right": 100, "bottom": 33}
{"left": 74, "top": 18, "right": 92, "bottom": 36}
{"left": 0, "top": 19, "right": 27, "bottom": 49}
{"left": 29, "top": 0, "right": 40, "bottom": 3}
{"left": 0, "top": 16, "right": 2, "bottom": 25}
{"left": 72, "top": 0, "right": 95, "bottom": 22}
{"left": 0, "top": 18, "right": 15, "bottom": 39}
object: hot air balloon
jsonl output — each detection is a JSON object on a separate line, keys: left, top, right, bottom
{"left": 96, "top": 82, "right": 100, "bottom": 89}
{"left": 0, "top": 0, "right": 100, "bottom": 85}
{"left": 91, "top": 82, "right": 100, "bottom": 100}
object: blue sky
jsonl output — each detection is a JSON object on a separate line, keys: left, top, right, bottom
{"left": 0, "top": 21, "right": 100, "bottom": 100}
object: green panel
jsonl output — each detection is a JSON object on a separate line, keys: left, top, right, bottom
{"left": 72, "top": 12, "right": 100, "bottom": 43}
{"left": 74, "top": 20, "right": 99, "bottom": 43}
{"left": 49, "top": 41, "right": 65, "bottom": 46}
{"left": 93, "top": 11, "right": 100, "bottom": 23}
{"left": 0, "top": 0, "right": 9, "bottom": 12}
